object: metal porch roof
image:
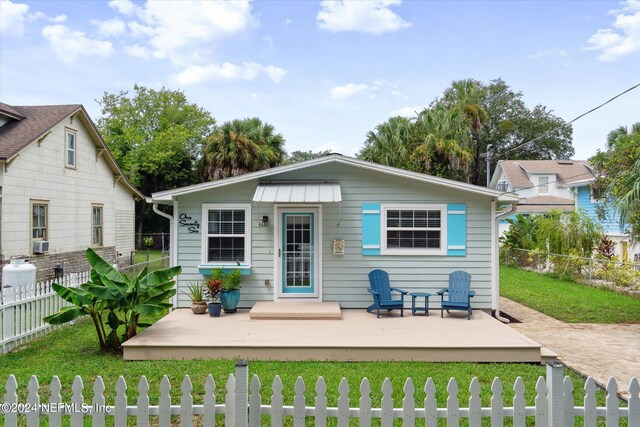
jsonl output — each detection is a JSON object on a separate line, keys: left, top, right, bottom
{"left": 252, "top": 182, "right": 342, "bottom": 203}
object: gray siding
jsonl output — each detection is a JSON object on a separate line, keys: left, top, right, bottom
{"left": 175, "top": 162, "right": 494, "bottom": 309}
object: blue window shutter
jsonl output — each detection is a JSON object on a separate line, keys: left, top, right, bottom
{"left": 362, "top": 203, "right": 381, "bottom": 256}
{"left": 447, "top": 203, "right": 467, "bottom": 256}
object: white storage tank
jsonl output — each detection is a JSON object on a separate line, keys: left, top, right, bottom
{"left": 2, "top": 258, "right": 37, "bottom": 289}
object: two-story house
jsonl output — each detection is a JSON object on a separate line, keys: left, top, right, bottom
{"left": 490, "top": 159, "right": 638, "bottom": 262}
{"left": 0, "top": 102, "right": 143, "bottom": 281}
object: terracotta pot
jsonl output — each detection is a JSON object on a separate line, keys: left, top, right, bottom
{"left": 191, "top": 301, "right": 207, "bottom": 315}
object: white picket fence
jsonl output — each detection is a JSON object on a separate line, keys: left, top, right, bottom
{"left": 0, "top": 272, "right": 90, "bottom": 354}
{"left": 2, "top": 362, "right": 638, "bottom": 426}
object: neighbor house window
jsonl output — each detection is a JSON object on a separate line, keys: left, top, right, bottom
{"left": 92, "top": 205, "right": 103, "bottom": 246}
{"left": 590, "top": 185, "right": 605, "bottom": 202}
{"left": 66, "top": 130, "right": 76, "bottom": 167}
{"left": 538, "top": 176, "right": 549, "bottom": 194}
{"left": 32, "top": 201, "right": 48, "bottom": 241}
{"left": 381, "top": 204, "right": 447, "bottom": 255}
{"left": 202, "top": 204, "right": 251, "bottom": 264}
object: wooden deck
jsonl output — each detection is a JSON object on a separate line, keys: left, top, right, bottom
{"left": 123, "top": 307, "right": 545, "bottom": 362}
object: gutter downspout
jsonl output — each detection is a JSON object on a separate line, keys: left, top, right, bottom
{"left": 492, "top": 200, "right": 518, "bottom": 323}
{"left": 152, "top": 202, "right": 174, "bottom": 267}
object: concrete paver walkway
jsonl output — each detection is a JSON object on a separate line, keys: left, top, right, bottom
{"left": 501, "top": 297, "right": 640, "bottom": 398}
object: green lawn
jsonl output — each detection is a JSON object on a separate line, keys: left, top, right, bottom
{"left": 501, "top": 266, "right": 640, "bottom": 323}
{"left": 0, "top": 315, "right": 624, "bottom": 427}
{"left": 133, "top": 249, "right": 167, "bottom": 264}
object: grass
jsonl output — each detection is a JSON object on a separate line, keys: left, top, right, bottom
{"left": 133, "top": 249, "right": 166, "bottom": 264}
{"left": 0, "top": 315, "right": 626, "bottom": 426}
{"left": 500, "top": 266, "right": 640, "bottom": 323}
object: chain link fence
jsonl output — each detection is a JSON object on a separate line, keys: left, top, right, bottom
{"left": 501, "top": 247, "right": 640, "bottom": 296}
{"left": 135, "top": 232, "right": 170, "bottom": 251}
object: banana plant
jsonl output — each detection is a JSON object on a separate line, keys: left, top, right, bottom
{"left": 44, "top": 248, "right": 180, "bottom": 352}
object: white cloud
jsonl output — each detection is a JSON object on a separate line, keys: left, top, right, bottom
{"left": 330, "top": 83, "right": 369, "bottom": 98}
{"left": 125, "top": 43, "right": 151, "bottom": 58}
{"left": 389, "top": 105, "right": 427, "bottom": 118}
{"left": 111, "top": 0, "right": 256, "bottom": 65}
{"left": 91, "top": 18, "right": 126, "bottom": 37}
{"left": 0, "top": 0, "right": 29, "bottom": 36}
{"left": 586, "top": 0, "right": 640, "bottom": 61}
{"left": 47, "top": 14, "right": 67, "bottom": 23}
{"left": 317, "top": 0, "right": 411, "bottom": 34}
{"left": 109, "top": 0, "right": 137, "bottom": 16}
{"left": 42, "top": 24, "right": 114, "bottom": 63}
{"left": 173, "top": 62, "right": 287, "bottom": 86}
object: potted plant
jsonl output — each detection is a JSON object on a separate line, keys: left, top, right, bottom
{"left": 184, "top": 281, "right": 207, "bottom": 314}
{"left": 205, "top": 269, "right": 223, "bottom": 317}
{"left": 220, "top": 269, "right": 242, "bottom": 313}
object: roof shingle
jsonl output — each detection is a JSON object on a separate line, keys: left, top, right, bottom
{"left": 498, "top": 160, "right": 594, "bottom": 188}
{"left": 0, "top": 104, "right": 81, "bottom": 160}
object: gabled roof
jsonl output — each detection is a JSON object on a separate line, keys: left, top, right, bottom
{"left": 490, "top": 160, "right": 595, "bottom": 189}
{"left": 0, "top": 103, "right": 144, "bottom": 199}
{"left": 0, "top": 102, "right": 26, "bottom": 120}
{"left": 151, "top": 154, "right": 518, "bottom": 203}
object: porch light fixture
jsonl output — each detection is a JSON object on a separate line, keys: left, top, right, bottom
{"left": 260, "top": 215, "right": 269, "bottom": 227}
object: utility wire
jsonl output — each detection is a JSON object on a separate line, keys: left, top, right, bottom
{"left": 495, "top": 82, "right": 640, "bottom": 159}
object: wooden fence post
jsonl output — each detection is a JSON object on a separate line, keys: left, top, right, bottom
{"left": 235, "top": 359, "right": 249, "bottom": 427}
{"left": 546, "top": 362, "right": 565, "bottom": 427}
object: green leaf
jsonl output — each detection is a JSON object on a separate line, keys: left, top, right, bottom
{"left": 86, "top": 248, "right": 128, "bottom": 284}
{"left": 43, "top": 306, "right": 85, "bottom": 325}
{"left": 52, "top": 283, "right": 92, "bottom": 306}
{"left": 136, "top": 304, "right": 167, "bottom": 316}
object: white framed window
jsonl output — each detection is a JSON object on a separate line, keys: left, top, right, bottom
{"left": 92, "top": 204, "right": 103, "bottom": 247}
{"left": 538, "top": 176, "right": 549, "bottom": 194}
{"left": 66, "top": 129, "right": 76, "bottom": 168}
{"left": 381, "top": 204, "right": 447, "bottom": 255}
{"left": 590, "top": 185, "right": 605, "bottom": 202}
{"left": 496, "top": 180, "right": 508, "bottom": 192}
{"left": 32, "top": 201, "right": 48, "bottom": 241}
{"left": 201, "top": 204, "right": 251, "bottom": 264}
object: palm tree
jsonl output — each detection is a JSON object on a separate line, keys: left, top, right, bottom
{"left": 358, "top": 116, "right": 412, "bottom": 168}
{"left": 609, "top": 123, "right": 640, "bottom": 236}
{"left": 441, "top": 79, "right": 489, "bottom": 184}
{"left": 410, "top": 105, "right": 473, "bottom": 181}
{"left": 202, "top": 118, "right": 286, "bottom": 181}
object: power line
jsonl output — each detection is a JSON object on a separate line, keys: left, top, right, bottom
{"left": 495, "top": 82, "right": 640, "bottom": 159}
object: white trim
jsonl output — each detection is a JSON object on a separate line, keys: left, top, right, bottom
{"left": 151, "top": 155, "right": 518, "bottom": 203}
{"left": 448, "top": 210, "right": 465, "bottom": 215}
{"left": 447, "top": 245, "right": 465, "bottom": 250}
{"left": 201, "top": 203, "right": 252, "bottom": 266}
{"left": 491, "top": 200, "right": 498, "bottom": 312}
{"left": 274, "top": 204, "right": 322, "bottom": 301}
{"left": 362, "top": 210, "right": 380, "bottom": 214}
{"left": 362, "top": 244, "right": 380, "bottom": 249}
{"left": 172, "top": 200, "right": 178, "bottom": 308}
{"left": 380, "top": 204, "right": 447, "bottom": 256}
{"left": 65, "top": 129, "right": 77, "bottom": 168}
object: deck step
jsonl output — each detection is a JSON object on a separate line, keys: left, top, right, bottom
{"left": 249, "top": 301, "right": 342, "bottom": 320}
{"left": 540, "top": 346, "right": 559, "bottom": 364}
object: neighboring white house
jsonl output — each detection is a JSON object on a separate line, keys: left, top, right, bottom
{"left": 149, "top": 154, "right": 519, "bottom": 315}
{"left": 0, "top": 102, "right": 144, "bottom": 281}
{"left": 489, "top": 159, "right": 638, "bottom": 261}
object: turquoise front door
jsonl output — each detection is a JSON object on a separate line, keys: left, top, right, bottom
{"left": 281, "top": 211, "right": 315, "bottom": 295}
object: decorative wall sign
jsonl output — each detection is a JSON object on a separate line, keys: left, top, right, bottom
{"left": 333, "top": 240, "right": 345, "bottom": 255}
{"left": 179, "top": 213, "right": 200, "bottom": 233}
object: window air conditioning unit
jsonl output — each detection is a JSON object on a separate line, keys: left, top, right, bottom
{"left": 33, "top": 240, "right": 50, "bottom": 254}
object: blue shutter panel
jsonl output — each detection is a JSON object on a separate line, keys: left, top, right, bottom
{"left": 447, "top": 203, "right": 467, "bottom": 256}
{"left": 362, "top": 203, "right": 381, "bottom": 256}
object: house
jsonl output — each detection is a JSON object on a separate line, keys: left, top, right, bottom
{"left": 149, "top": 154, "right": 518, "bottom": 314}
{"left": 489, "top": 159, "right": 638, "bottom": 261}
{"left": 0, "top": 102, "right": 144, "bottom": 281}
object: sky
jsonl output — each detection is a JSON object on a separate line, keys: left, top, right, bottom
{"left": 0, "top": 0, "right": 639, "bottom": 161}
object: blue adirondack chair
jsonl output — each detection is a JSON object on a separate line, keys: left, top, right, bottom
{"left": 437, "top": 271, "right": 475, "bottom": 320}
{"left": 367, "top": 269, "right": 408, "bottom": 318}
